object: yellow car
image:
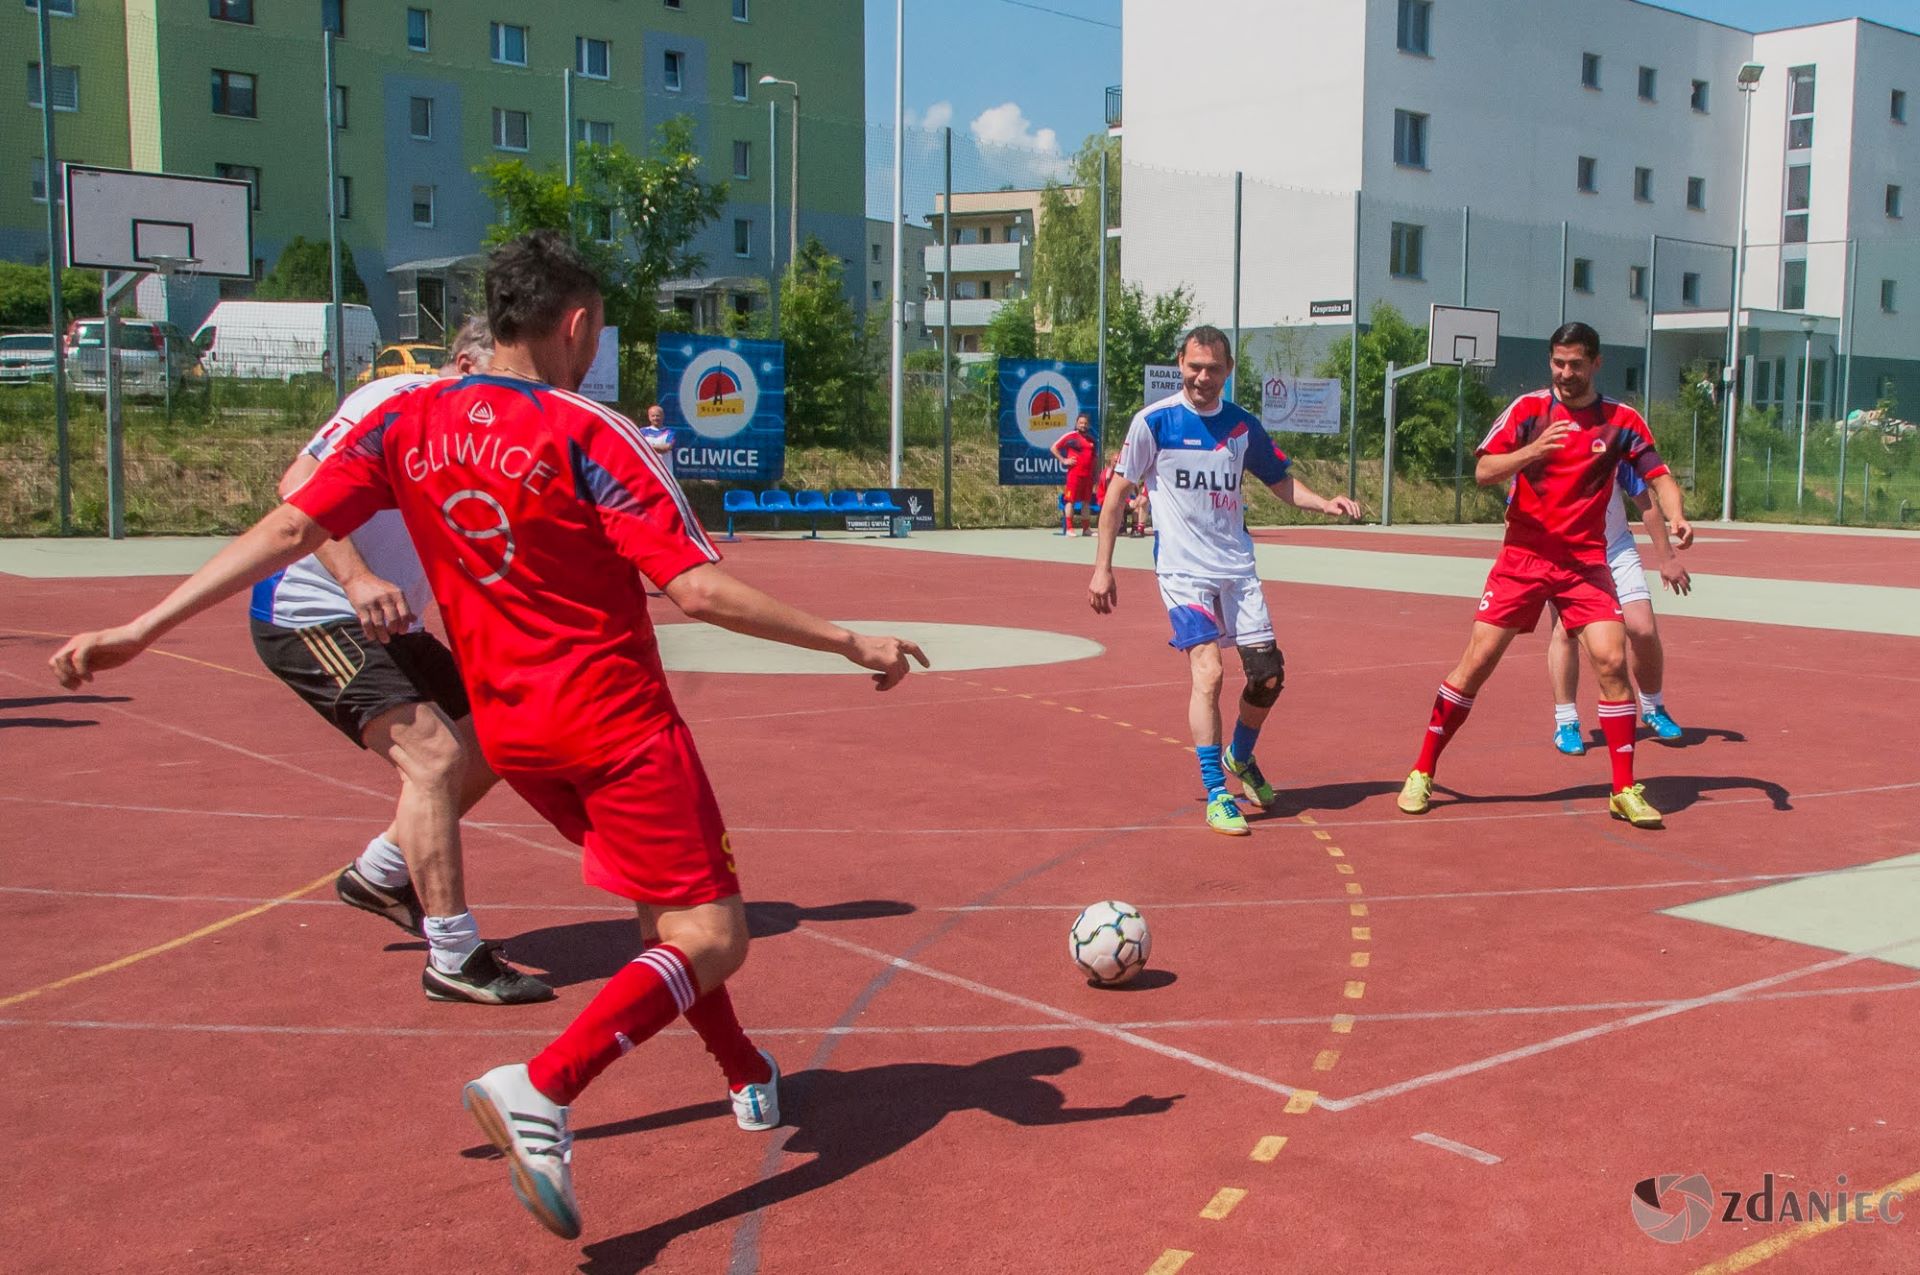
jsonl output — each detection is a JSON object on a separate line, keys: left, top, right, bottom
{"left": 357, "top": 342, "right": 447, "bottom": 385}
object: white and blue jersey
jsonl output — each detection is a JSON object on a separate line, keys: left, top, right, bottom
{"left": 1114, "top": 392, "right": 1291, "bottom": 580}
{"left": 251, "top": 374, "right": 437, "bottom": 630}
{"left": 1606, "top": 461, "right": 1648, "bottom": 558}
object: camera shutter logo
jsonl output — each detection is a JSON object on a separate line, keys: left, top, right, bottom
{"left": 1631, "top": 1174, "right": 1715, "bottom": 1243}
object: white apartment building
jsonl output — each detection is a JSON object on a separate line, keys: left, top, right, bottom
{"left": 865, "top": 217, "right": 936, "bottom": 352}
{"left": 1120, "top": 0, "right": 1919, "bottom": 418}
{"left": 922, "top": 188, "right": 1051, "bottom": 353}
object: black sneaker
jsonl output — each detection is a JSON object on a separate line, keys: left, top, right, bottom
{"left": 336, "top": 864, "right": 427, "bottom": 936}
{"left": 423, "top": 943, "right": 556, "bottom": 1005}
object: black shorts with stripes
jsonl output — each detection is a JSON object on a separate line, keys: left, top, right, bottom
{"left": 250, "top": 618, "right": 471, "bottom": 747}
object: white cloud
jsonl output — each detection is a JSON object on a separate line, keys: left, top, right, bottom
{"left": 968, "top": 101, "right": 1061, "bottom": 155}
{"left": 912, "top": 100, "right": 955, "bottom": 131}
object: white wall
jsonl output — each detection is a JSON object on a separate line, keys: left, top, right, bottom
{"left": 1844, "top": 21, "right": 1920, "bottom": 360}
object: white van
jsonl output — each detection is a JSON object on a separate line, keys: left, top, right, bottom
{"left": 192, "top": 301, "right": 381, "bottom": 382}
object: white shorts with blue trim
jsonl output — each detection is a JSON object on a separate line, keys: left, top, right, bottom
{"left": 1156, "top": 572, "right": 1275, "bottom": 650}
{"left": 1608, "top": 543, "right": 1651, "bottom": 607}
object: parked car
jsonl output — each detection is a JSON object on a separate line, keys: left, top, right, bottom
{"left": 192, "top": 300, "right": 380, "bottom": 382}
{"left": 357, "top": 342, "right": 447, "bottom": 385}
{"left": 65, "top": 319, "right": 205, "bottom": 397}
{"left": 0, "top": 332, "right": 56, "bottom": 384}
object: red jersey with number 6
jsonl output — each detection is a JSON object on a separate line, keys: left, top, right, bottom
{"left": 1477, "top": 389, "right": 1668, "bottom": 566}
{"left": 285, "top": 373, "right": 720, "bottom": 775}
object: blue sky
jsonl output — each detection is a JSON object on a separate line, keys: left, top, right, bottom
{"left": 862, "top": 0, "right": 1917, "bottom": 189}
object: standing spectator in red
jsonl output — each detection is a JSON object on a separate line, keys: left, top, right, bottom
{"left": 1051, "top": 412, "right": 1099, "bottom": 537}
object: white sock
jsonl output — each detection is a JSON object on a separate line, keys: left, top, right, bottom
{"left": 1553, "top": 702, "right": 1579, "bottom": 728}
{"left": 355, "top": 835, "right": 410, "bottom": 889}
{"left": 1639, "top": 690, "right": 1664, "bottom": 716}
{"left": 424, "top": 912, "right": 483, "bottom": 974}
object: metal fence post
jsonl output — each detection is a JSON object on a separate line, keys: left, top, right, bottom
{"left": 1229, "top": 171, "right": 1242, "bottom": 403}
{"left": 323, "top": 31, "right": 346, "bottom": 402}
{"left": 37, "top": 0, "right": 71, "bottom": 533}
{"left": 941, "top": 125, "right": 953, "bottom": 529}
{"left": 1348, "top": 190, "right": 1361, "bottom": 502}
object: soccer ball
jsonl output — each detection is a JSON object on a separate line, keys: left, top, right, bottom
{"left": 1069, "top": 900, "right": 1151, "bottom": 986}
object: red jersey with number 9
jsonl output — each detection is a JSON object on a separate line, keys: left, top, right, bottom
{"left": 285, "top": 373, "right": 720, "bottom": 775}
{"left": 1477, "top": 389, "right": 1668, "bottom": 566}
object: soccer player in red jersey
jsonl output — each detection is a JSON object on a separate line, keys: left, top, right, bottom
{"left": 1051, "top": 412, "right": 1099, "bottom": 536}
{"left": 1394, "top": 322, "right": 1692, "bottom": 828}
{"left": 50, "top": 232, "right": 928, "bottom": 1239}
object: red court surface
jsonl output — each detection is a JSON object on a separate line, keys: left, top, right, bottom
{"left": 4, "top": 528, "right": 1919, "bottom": 1274}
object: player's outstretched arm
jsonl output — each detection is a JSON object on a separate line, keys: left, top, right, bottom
{"left": 663, "top": 563, "right": 929, "bottom": 690}
{"left": 1632, "top": 491, "right": 1692, "bottom": 596}
{"left": 51, "top": 504, "right": 332, "bottom": 689}
{"left": 1267, "top": 475, "right": 1362, "bottom": 521}
{"left": 1647, "top": 472, "right": 1694, "bottom": 550}
{"left": 1087, "top": 470, "right": 1134, "bottom": 614}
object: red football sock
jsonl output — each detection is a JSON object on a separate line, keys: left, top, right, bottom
{"left": 1597, "top": 699, "right": 1638, "bottom": 792}
{"left": 1414, "top": 682, "right": 1475, "bottom": 775}
{"left": 641, "top": 939, "right": 769, "bottom": 1089}
{"left": 528, "top": 944, "right": 697, "bottom": 1106}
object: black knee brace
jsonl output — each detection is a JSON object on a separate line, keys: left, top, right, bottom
{"left": 1238, "top": 643, "right": 1284, "bottom": 709}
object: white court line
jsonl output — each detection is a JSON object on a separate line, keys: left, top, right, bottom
{"left": 1317, "top": 933, "right": 1920, "bottom": 1113}
{"left": 1412, "top": 1133, "right": 1503, "bottom": 1165}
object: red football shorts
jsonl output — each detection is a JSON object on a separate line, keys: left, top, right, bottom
{"left": 1475, "top": 545, "right": 1622, "bottom": 633}
{"left": 506, "top": 719, "right": 739, "bottom": 907}
{"left": 1064, "top": 469, "right": 1096, "bottom": 503}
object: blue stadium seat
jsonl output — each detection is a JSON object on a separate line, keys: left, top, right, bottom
{"left": 861, "top": 489, "right": 901, "bottom": 512}
{"left": 827, "top": 489, "right": 864, "bottom": 511}
{"left": 794, "top": 490, "right": 831, "bottom": 512}
{"left": 759, "top": 490, "right": 796, "bottom": 511}
{"left": 722, "top": 490, "right": 758, "bottom": 513}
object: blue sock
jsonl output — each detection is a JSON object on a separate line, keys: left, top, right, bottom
{"left": 1229, "top": 720, "right": 1261, "bottom": 763}
{"left": 1196, "top": 745, "right": 1226, "bottom": 795}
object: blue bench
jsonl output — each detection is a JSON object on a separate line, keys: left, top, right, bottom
{"left": 722, "top": 488, "right": 908, "bottom": 540}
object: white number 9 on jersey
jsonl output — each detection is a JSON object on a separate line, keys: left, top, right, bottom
{"left": 441, "top": 489, "right": 516, "bottom": 586}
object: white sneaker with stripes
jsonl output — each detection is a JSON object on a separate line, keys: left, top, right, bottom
{"left": 462, "top": 1064, "right": 581, "bottom": 1240}
{"left": 731, "top": 1049, "right": 781, "bottom": 1131}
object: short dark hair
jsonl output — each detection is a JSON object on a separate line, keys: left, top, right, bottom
{"left": 486, "top": 230, "right": 602, "bottom": 344}
{"left": 1178, "top": 324, "right": 1234, "bottom": 364}
{"left": 1548, "top": 321, "right": 1601, "bottom": 359}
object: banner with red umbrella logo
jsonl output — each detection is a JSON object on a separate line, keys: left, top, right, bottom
{"left": 997, "top": 359, "right": 1099, "bottom": 485}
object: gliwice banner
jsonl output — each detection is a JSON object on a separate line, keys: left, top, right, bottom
{"left": 658, "top": 335, "right": 786, "bottom": 482}
{"left": 997, "top": 359, "right": 1099, "bottom": 485}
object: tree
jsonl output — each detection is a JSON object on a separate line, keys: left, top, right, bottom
{"left": 779, "top": 237, "right": 864, "bottom": 447}
{"left": 0, "top": 261, "right": 100, "bottom": 328}
{"left": 1315, "top": 302, "right": 1497, "bottom": 475}
{"left": 982, "top": 293, "right": 1038, "bottom": 360}
{"left": 256, "top": 236, "right": 369, "bottom": 304}
{"left": 1099, "top": 281, "right": 1193, "bottom": 428}
{"left": 1031, "top": 133, "right": 1117, "bottom": 337}
{"left": 477, "top": 117, "right": 727, "bottom": 343}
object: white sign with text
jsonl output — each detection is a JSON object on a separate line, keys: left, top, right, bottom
{"left": 1262, "top": 375, "right": 1342, "bottom": 434}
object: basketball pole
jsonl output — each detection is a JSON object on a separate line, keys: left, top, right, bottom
{"left": 1454, "top": 205, "right": 1469, "bottom": 523}
{"left": 323, "top": 31, "right": 346, "bottom": 402}
{"left": 36, "top": 2, "right": 71, "bottom": 533}
{"left": 887, "top": 0, "right": 903, "bottom": 488}
{"left": 101, "top": 270, "right": 140, "bottom": 539}
{"left": 1381, "top": 357, "right": 1432, "bottom": 527}
{"left": 941, "top": 125, "right": 953, "bottom": 529}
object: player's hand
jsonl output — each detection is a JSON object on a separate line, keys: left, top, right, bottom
{"left": 50, "top": 624, "right": 149, "bottom": 690}
{"left": 1668, "top": 515, "right": 1695, "bottom": 551}
{"left": 1324, "top": 495, "right": 1363, "bottom": 521}
{"left": 1529, "top": 421, "right": 1575, "bottom": 458}
{"left": 1089, "top": 567, "right": 1118, "bottom": 614}
{"left": 847, "top": 634, "right": 929, "bottom": 691}
{"left": 344, "top": 574, "right": 414, "bottom": 642}
{"left": 1119, "top": 1094, "right": 1182, "bottom": 1116}
{"left": 1660, "top": 558, "right": 1693, "bottom": 596}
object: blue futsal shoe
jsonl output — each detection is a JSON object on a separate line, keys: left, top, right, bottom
{"left": 1645, "top": 707, "right": 1683, "bottom": 740}
{"left": 1553, "top": 723, "right": 1586, "bottom": 756}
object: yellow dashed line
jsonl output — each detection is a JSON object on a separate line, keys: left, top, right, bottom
{"left": 1162, "top": 736, "right": 1185, "bottom": 746}
{"left": 1349, "top": 903, "right": 1369, "bottom": 917}
{"left": 1335, "top": 863, "right": 1355, "bottom": 875}
{"left": 1350, "top": 952, "right": 1371, "bottom": 968}
{"left": 1092, "top": 712, "right": 1109, "bottom": 720}
{"left": 1250, "top": 1136, "right": 1288, "bottom": 1161}
{"left": 1040, "top": 699, "right": 1057, "bottom": 706}
{"left": 1345, "top": 883, "right": 1364, "bottom": 895}
{"left": 1313, "top": 1049, "right": 1340, "bottom": 1072}
{"left": 1330, "top": 1014, "right": 1356, "bottom": 1034}
{"left": 1296, "top": 813, "right": 1318, "bottom": 825}
{"left": 1352, "top": 926, "right": 1372, "bottom": 941}
{"left": 1312, "top": 830, "right": 1332, "bottom": 841}
{"left": 1325, "top": 846, "right": 1345, "bottom": 858}
{"left": 1115, "top": 720, "right": 1133, "bottom": 728}
{"left": 1284, "top": 1090, "right": 1318, "bottom": 1114}
{"left": 1066, "top": 705, "right": 1084, "bottom": 713}
{"left": 1145, "top": 1250, "right": 1194, "bottom": 1275}
{"left": 1199, "top": 1187, "right": 1248, "bottom": 1220}
{"left": 1017, "top": 693, "right": 1034, "bottom": 699}
{"left": 991, "top": 686, "right": 1007, "bottom": 693}
{"left": 1344, "top": 980, "right": 1366, "bottom": 999}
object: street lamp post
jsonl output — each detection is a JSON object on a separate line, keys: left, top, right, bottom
{"left": 1796, "top": 314, "right": 1816, "bottom": 510}
{"left": 1723, "top": 61, "right": 1764, "bottom": 522}
{"left": 758, "top": 76, "right": 800, "bottom": 271}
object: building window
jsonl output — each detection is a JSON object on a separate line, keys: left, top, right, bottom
{"left": 664, "top": 0, "right": 681, "bottom": 8}
{"left": 406, "top": 7, "right": 429, "bottom": 51}
{"left": 1681, "top": 271, "right": 1700, "bottom": 305}
{"left": 1393, "top": 109, "right": 1429, "bottom": 168}
{"left": 871, "top": 242, "right": 882, "bottom": 263}
{"left": 210, "top": 69, "right": 256, "bottom": 118}
{"left": 1782, "top": 258, "right": 1807, "bottom": 310}
{"left": 1581, "top": 52, "right": 1600, "bottom": 89}
{"left": 1628, "top": 265, "right": 1647, "bottom": 299}
{"left": 490, "top": 22, "right": 527, "bottom": 66}
{"left": 1783, "top": 163, "right": 1811, "bottom": 242}
{"left": 322, "top": 0, "right": 343, "bottom": 36}
{"left": 664, "top": 50, "right": 684, "bottom": 91}
{"left": 981, "top": 280, "right": 993, "bottom": 299}
{"left": 1634, "top": 166, "right": 1653, "bottom": 202}
{"left": 26, "top": 63, "right": 78, "bottom": 112}
{"left": 1389, "top": 222, "right": 1424, "bottom": 278}
{"left": 30, "top": 157, "right": 48, "bottom": 202}
{"left": 1787, "top": 65, "right": 1814, "bottom": 149}
{"left": 492, "top": 108, "right": 529, "bottom": 152}
{"left": 1572, "top": 258, "right": 1593, "bottom": 293}
{"left": 215, "top": 162, "right": 260, "bottom": 209}
{"left": 209, "top": 0, "right": 253, "bottom": 24}
{"left": 1889, "top": 184, "right": 1905, "bottom": 219}
{"left": 411, "top": 184, "right": 434, "bottom": 227}
{"left": 1686, "top": 176, "right": 1705, "bottom": 210}
{"left": 1396, "top": 0, "right": 1430, "bottom": 55}
{"left": 1691, "top": 78, "right": 1709, "bottom": 112}
{"left": 576, "top": 37, "right": 610, "bottom": 79}
{"left": 1637, "top": 66, "right": 1656, "bottom": 100}
{"left": 733, "top": 139, "right": 751, "bottom": 179}
{"left": 335, "top": 174, "right": 351, "bottom": 218}
{"left": 25, "top": 0, "right": 78, "bottom": 13}
{"left": 1625, "top": 366, "right": 1641, "bottom": 394}
{"left": 732, "top": 0, "right": 749, "bottom": 19}
{"left": 732, "top": 62, "right": 750, "bottom": 100}
{"left": 584, "top": 205, "right": 613, "bottom": 242}
{"left": 1576, "top": 155, "right": 1597, "bottom": 193}
{"left": 1882, "top": 279, "right": 1898, "bottom": 313}
{"left": 733, "top": 218, "right": 752, "bottom": 257}
{"left": 871, "top": 279, "right": 883, "bottom": 301}
{"left": 331, "top": 84, "right": 348, "bottom": 129}
{"left": 1895, "top": 89, "right": 1908, "bottom": 123}
{"left": 409, "top": 95, "right": 432, "bottom": 139}
{"left": 576, "top": 118, "right": 612, "bottom": 145}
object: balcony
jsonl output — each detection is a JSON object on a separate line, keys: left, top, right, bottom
{"left": 1105, "top": 85, "right": 1122, "bottom": 132}
{"left": 922, "top": 298, "right": 1004, "bottom": 329}
{"left": 923, "top": 241, "right": 1023, "bottom": 275}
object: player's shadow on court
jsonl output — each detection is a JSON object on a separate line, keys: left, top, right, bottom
{"left": 1422, "top": 775, "right": 1792, "bottom": 818}
{"left": 0, "top": 693, "right": 129, "bottom": 730}
{"left": 486, "top": 900, "right": 917, "bottom": 990}
{"left": 566, "top": 1046, "right": 1182, "bottom": 1273}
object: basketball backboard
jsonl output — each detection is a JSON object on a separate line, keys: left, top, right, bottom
{"left": 64, "top": 164, "right": 254, "bottom": 280}
{"left": 1429, "top": 304, "right": 1500, "bottom": 367}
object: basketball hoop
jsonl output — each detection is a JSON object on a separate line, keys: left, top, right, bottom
{"left": 141, "top": 254, "right": 202, "bottom": 284}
